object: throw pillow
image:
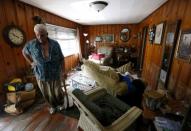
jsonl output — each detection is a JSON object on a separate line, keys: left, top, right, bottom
{"left": 72, "top": 89, "right": 103, "bottom": 123}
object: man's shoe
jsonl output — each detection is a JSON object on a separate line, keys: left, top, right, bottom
{"left": 57, "top": 105, "right": 65, "bottom": 111}
{"left": 49, "top": 107, "right": 56, "bottom": 114}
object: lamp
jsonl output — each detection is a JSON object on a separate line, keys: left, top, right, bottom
{"left": 83, "top": 33, "right": 88, "bottom": 37}
{"left": 86, "top": 40, "right": 89, "bottom": 43}
{"left": 83, "top": 33, "right": 89, "bottom": 59}
{"left": 89, "top": 1, "right": 108, "bottom": 12}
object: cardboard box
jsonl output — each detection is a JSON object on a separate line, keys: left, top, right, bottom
{"left": 4, "top": 99, "right": 35, "bottom": 115}
{"left": 6, "top": 89, "right": 36, "bottom": 104}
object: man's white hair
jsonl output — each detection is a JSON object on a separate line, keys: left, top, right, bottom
{"left": 34, "top": 24, "right": 47, "bottom": 33}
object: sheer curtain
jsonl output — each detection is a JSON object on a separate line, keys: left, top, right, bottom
{"left": 46, "top": 23, "right": 79, "bottom": 57}
{"left": 76, "top": 27, "right": 82, "bottom": 61}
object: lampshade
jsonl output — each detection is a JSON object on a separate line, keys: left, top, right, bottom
{"left": 89, "top": 1, "right": 108, "bottom": 12}
{"left": 83, "top": 33, "right": 88, "bottom": 37}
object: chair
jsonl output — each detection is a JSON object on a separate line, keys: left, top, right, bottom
{"left": 70, "top": 87, "right": 142, "bottom": 131}
{"left": 89, "top": 46, "right": 113, "bottom": 66}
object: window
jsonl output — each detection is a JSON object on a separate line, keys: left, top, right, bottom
{"left": 46, "top": 23, "right": 79, "bottom": 57}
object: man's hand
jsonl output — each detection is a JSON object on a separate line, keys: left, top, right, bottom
{"left": 31, "top": 62, "right": 37, "bottom": 68}
{"left": 62, "top": 73, "right": 67, "bottom": 80}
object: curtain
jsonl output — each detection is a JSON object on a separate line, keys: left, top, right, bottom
{"left": 77, "top": 27, "right": 82, "bottom": 61}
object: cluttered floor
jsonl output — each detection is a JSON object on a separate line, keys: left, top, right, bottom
{"left": 0, "top": 70, "right": 92, "bottom": 131}
{"left": 0, "top": 98, "right": 79, "bottom": 131}
{"left": 0, "top": 70, "right": 155, "bottom": 131}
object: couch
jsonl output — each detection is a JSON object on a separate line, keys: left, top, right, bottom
{"left": 81, "top": 60, "right": 132, "bottom": 96}
{"left": 88, "top": 46, "right": 113, "bottom": 66}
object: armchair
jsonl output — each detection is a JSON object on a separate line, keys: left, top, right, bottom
{"left": 89, "top": 46, "right": 113, "bottom": 66}
{"left": 70, "top": 87, "right": 142, "bottom": 131}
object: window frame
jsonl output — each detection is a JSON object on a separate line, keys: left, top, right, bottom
{"left": 46, "top": 23, "right": 78, "bottom": 57}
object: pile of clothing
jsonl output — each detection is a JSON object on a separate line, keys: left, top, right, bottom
{"left": 4, "top": 78, "right": 36, "bottom": 115}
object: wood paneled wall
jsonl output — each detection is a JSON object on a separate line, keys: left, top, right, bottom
{"left": 138, "top": 0, "right": 191, "bottom": 102}
{"left": 81, "top": 24, "right": 139, "bottom": 52}
{"left": 64, "top": 54, "right": 79, "bottom": 73}
{"left": 0, "top": 0, "right": 80, "bottom": 108}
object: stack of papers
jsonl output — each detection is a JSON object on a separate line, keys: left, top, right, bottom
{"left": 154, "top": 116, "right": 181, "bottom": 131}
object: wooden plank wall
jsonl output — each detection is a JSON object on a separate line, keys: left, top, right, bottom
{"left": 64, "top": 54, "right": 79, "bottom": 73}
{"left": 0, "top": 0, "right": 80, "bottom": 109}
{"left": 138, "top": 0, "right": 191, "bottom": 102}
{"left": 82, "top": 24, "right": 139, "bottom": 49}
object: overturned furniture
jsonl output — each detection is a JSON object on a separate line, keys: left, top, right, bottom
{"left": 81, "top": 60, "right": 132, "bottom": 96}
{"left": 70, "top": 88, "right": 142, "bottom": 131}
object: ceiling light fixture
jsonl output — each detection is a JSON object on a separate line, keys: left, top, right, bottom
{"left": 89, "top": 1, "right": 108, "bottom": 12}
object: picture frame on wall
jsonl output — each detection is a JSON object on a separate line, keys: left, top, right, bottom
{"left": 154, "top": 22, "right": 165, "bottom": 44}
{"left": 176, "top": 29, "right": 191, "bottom": 62}
{"left": 95, "top": 36, "right": 103, "bottom": 42}
{"left": 148, "top": 25, "right": 156, "bottom": 44}
{"left": 102, "top": 34, "right": 114, "bottom": 43}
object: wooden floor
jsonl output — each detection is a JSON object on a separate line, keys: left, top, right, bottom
{"left": 0, "top": 104, "right": 79, "bottom": 131}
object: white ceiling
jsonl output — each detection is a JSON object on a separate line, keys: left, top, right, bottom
{"left": 20, "top": 0, "right": 168, "bottom": 25}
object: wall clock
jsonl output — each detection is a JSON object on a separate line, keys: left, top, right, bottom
{"left": 3, "top": 25, "right": 26, "bottom": 47}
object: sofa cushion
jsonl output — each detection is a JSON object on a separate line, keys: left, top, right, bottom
{"left": 72, "top": 89, "right": 129, "bottom": 126}
{"left": 72, "top": 89, "right": 103, "bottom": 122}
{"left": 94, "top": 94, "right": 130, "bottom": 126}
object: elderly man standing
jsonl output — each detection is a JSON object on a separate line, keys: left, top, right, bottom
{"left": 22, "top": 24, "right": 67, "bottom": 114}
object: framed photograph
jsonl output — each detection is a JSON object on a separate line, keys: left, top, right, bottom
{"left": 176, "top": 29, "right": 191, "bottom": 62}
{"left": 95, "top": 36, "right": 103, "bottom": 42}
{"left": 102, "top": 34, "right": 114, "bottom": 43}
{"left": 154, "top": 22, "right": 165, "bottom": 44}
{"left": 148, "top": 25, "right": 156, "bottom": 44}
